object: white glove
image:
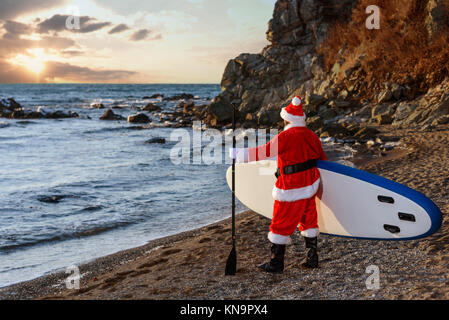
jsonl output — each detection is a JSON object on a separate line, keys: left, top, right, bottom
{"left": 229, "top": 148, "right": 237, "bottom": 159}
{"left": 229, "top": 148, "right": 249, "bottom": 163}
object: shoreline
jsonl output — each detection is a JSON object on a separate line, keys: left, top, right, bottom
{"left": 0, "top": 126, "right": 448, "bottom": 300}
{"left": 0, "top": 213, "right": 246, "bottom": 300}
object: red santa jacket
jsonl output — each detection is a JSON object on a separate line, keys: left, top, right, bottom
{"left": 241, "top": 124, "right": 327, "bottom": 202}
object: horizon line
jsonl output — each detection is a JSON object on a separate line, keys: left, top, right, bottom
{"left": 0, "top": 83, "right": 221, "bottom": 85}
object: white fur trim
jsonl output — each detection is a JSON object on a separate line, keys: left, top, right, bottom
{"left": 284, "top": 123, "right": 305, "bottom": 131}
{"left": 301, "top": 228, "right": 320, "bottom": 238}
{"left": 280, "top": 108, "right": 306, "bottom": 126}
{"left": 272, "top": 178, "right": 320, "bottom": 202}
{"left": 292, "top": 97, "right": 302, "bottom": 106}
{"left": 268, "top": 232, "right": 292, "bottom": 245}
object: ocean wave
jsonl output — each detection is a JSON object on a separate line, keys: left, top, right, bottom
{"left": 82, "top": 125, "right": 154, "bottom": 135}
{"left": 0, "top": 220, "right": 134, "bottom": 253}
{"left": 15, "top": 121, "right": 38, "bottom": 126}
{"left": 0, "top": 263, "right": 42, "bottom": 273}
{"left": 38, "top": 205, "right": 103, "bottom": 219}
{"left": 67, "top": 98, "right": 88, "bottom": 103}
{"left": 82, "top": 126, "right": 135, "bottom": 134}
{"left": 29, "top": 97, "right": 87, "bottom": 105}
{"left": 79, "top": 205, "right": 104, "bottom": 212}
{"left": 36, "top": 194, "right": 80, "bottom": 204}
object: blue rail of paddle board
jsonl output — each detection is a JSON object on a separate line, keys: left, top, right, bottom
{"left": 317, "top": 160, "right": 443, "bottom": 241}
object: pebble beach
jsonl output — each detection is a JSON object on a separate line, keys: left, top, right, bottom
{"left": 0, "top": 125, "right": 447, "bottom": 300}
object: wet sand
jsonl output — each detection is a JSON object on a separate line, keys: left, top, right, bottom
{"left": 0, "top": 126, "right": 448, "bottom": 300}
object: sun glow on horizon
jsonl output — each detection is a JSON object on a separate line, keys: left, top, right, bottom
{"left": 8, "top": 48, "right": 51, "bottom": 75}
{"left": 0, "top": 0, "right": 274, "bottom": 83}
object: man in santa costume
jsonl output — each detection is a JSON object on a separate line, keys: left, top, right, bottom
{"left": 230, "top": 96, "right": 327, "bottom": 273}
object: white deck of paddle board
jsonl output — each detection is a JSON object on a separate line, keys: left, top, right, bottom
{"left": 226, "top": 160, "right": 438, "bottom": 240}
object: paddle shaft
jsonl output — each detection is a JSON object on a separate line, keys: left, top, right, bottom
{"left": 225, "top": 102, "right": 237, "bottom": 276}
{"left": 231, "top": 104, "right": 236, "bottom": 246}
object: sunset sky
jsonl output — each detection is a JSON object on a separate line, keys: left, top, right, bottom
{"left": 0, "top": 0, "right": 275, "bottom": 84}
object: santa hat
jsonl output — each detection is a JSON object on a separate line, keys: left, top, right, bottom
{"left": 280, "top": 96, "right": 306, "bottom": 126}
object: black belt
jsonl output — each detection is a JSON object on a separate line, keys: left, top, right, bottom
{"left": 275, "top": 159, "right": 317, "bottom": 179}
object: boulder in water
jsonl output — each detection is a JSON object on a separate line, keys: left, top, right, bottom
{"left": 100, "top": 109, "right": 125, "bottom": 121}
{"left": 142, "top": 103, "right": 162, "bottom": 112}
{"left": 91, "top": 103, "right": 105, "bottom": 109}
{"left": 163, "top": 93, "right": 194, "bottom": 101}
{"left": 1, "top": 99, "right": 77, "bottom": 120}
{"left": 37, "top": 195, "right": 65, "bottom": 204}
{"left": 37, "top": 107, "right": 49, "bottom": 115}
{"left": 145, "top": 138, "right": 166, "bottom": 144}
{"left": 127, "top": 113, "right": 151, "bottom": 123}
{"left": 44, "top": 110, "right": 79, "bottom": 119}
{"left": 1, "top": 98, "right": 22, "bottom": 117}
{"left": 143, "top": 94, "right": 164, "bottom": 99}
{"left": 178, "top": 101, "right": 195, "bottom": 114}
{"left": 0, "top": 98, "right": 21, "bottom": 110}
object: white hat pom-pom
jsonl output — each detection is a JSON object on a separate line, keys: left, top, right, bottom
{"left": 292, "top": 96, "right": 301, "bottom": 106}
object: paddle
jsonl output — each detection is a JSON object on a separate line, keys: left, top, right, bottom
{"left": 225, "top": 101, "right": 238, "bottom": 276}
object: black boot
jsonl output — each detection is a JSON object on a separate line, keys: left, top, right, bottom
{"left": 302, "top": 237, "right": 318, "bottom": 269}
{"left": 258, "top": 243, "right": 286, "bottom": 274}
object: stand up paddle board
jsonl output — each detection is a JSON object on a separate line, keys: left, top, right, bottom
{"left": 226, "top": 160, "right": 442, "bottom": 241}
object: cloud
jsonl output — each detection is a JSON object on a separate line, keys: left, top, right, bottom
{"left": 37, "top": 14, "right": 88, "bottom": 33}
{"left": 0, "top": 0, "right": 67, "bottom": 20}
{"left": 0, "top": 59, "right": 139, "bottom": 83}
{"left": 130, "top": 29, "right": 151, "bottom": 41}
{"left": 108, "top": 24, "right": 130, "bottom": 34}
{"left": 78, "top": 21, "right": 111, "bottom": 33}
{"left": 129, "top": 29, "right": 163, "bottom": 42}
{"left": 0, "top": 60, "right": 38, "bottom": 83}
{"left": 37, "top": 36, "right": 77, "bottom": 50}
{"left": 2, "top": 20, "right": 33, "bottom": 38}
{"left": 0, "top": 36, "right": 34, "bottom": 59}
{"left": 92, "top": 0, "right": 204, "bottom": 15}
{"left": 0, "top": 31, "right": 77, "bottom": 59}
{"left": 41, "top": 61, "right": 138, "bottom": 82}
{"left": 59, "top": 49, "right": 84, "bottom": 57}
{"left": 36, "top": 14, "right": 111, "bottom": 34}
{"left": 0, "top": 15, "right": 140, "bottom": 83}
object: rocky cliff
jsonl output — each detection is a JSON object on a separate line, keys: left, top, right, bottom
{"left": 205, "top": 0, "right": 449, "bottom": 134}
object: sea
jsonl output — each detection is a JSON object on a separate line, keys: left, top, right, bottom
{"left": 0, "top": 84, "right": 354, "bottom": 288}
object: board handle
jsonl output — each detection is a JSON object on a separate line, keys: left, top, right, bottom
{"left": 384, "top": 224, "right": 401, "bottom": 234}
{"left": 398, "top": 212, "right": 416, "bottom": 222}
{"left": 378, "top": 195, "right": 395, "bottom": 204}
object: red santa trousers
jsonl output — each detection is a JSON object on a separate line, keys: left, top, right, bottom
{"left": 268, "top": 196, "right": 319, "bottom": 245}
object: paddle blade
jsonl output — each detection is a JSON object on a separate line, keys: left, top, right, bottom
{"left": 225, "top": 246, "right": 237, "bottom": 276}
